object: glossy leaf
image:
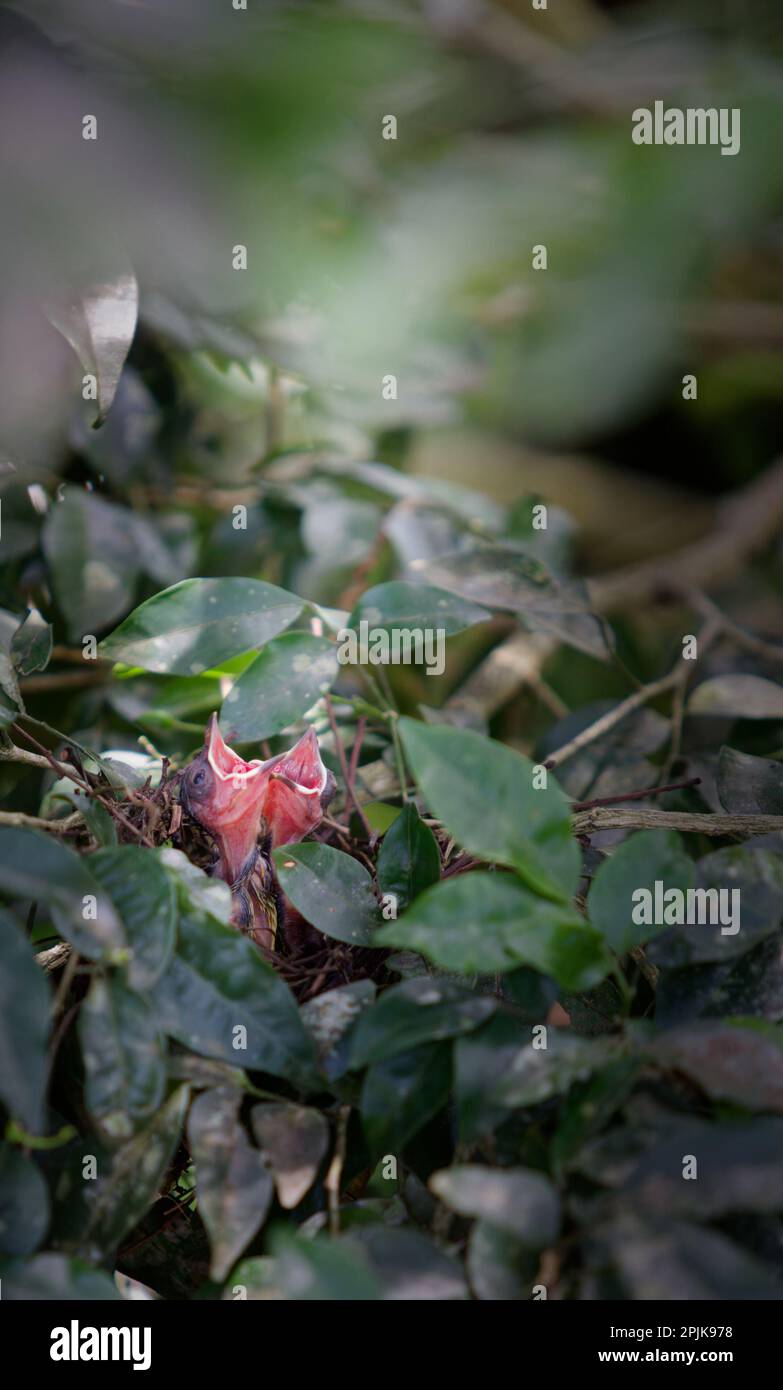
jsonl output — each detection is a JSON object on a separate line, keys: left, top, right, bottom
{"left": 151, "top": 906, "right": 319, "bottom": 1088}
{"left": 47, "top": 271, "right": 138, "bottom": 426}
{"left": 376, "top": 803, "right": 441, "bottom": 912}
{"left": 90, "top": 845, "right": 176, "bottom": 990}
{"left": 349, "top": 976, "right": 496, "bottom": 1069}
{"left": 717, "top": 746, "right": 783, "bottom": 815}
{"left": 398, "top": 719, "right": 580, "bottom": 901}
{"left": 273, "top": 842, "right": 380, "bottom": 946}
{"left": 78, "top": 976, "right": 166, "bottom": 1141}
{"left": 100, "top": 577, "right": 304, "bottom": 674}
{"left": 360, "top": 1042, "right": 452, "bottom": 1157}
{"left": 348, "top": 581, "right": 490, "bottom": 635}
{"left": 688, "top": 674, "right": 783, "bottom": 720}
{"left": 221, "top": 631, "right": 337, "bottom": 740}
{"left": 377, "top": 873, "right": 609, "bottom": 990}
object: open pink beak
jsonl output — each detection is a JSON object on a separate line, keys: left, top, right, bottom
{"left": 183, "top": 716, "right": 334, "bottom": 883}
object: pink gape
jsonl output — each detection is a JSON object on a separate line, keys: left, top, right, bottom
{"left": 180, "top": 714, "right": 335, "bottom": 946}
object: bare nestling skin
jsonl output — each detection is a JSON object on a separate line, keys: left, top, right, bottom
{"left": 180, "top": 713, "right": 335, "bottom": 949}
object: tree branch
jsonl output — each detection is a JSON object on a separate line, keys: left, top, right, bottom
{"left": 572, "top": 807, "right": 783, "bottom": 838}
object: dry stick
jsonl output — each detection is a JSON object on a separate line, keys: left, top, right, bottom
{"left": 0, "top": 808, "right": 83, "bottom": 833}
{"left": 543, "top": 671, "right": 679, "bottom": 772}
{"left": 686, "top": 589, "right": 783, "bottom": 664}
{"left": 572, "top": 807, "right": 783, "bottom": 838}
{"left": 325, "top": 696, "right": 373, "bottom": 841}
{"left": 11, "top": 722, "right": 152, "bottom": 846}
{"left": 572, "top": 777, "right": 701, "bottom": 812}
{"left": 325, "top": 1105, "right": 351, "bottom": 1237}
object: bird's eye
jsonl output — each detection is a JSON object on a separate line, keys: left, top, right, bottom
{"left": 192, "top": 768, "right": 207, "bottom": 788}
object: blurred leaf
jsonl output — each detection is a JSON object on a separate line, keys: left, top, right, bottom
{"left": 43, "top": 492, "right": 140, "bottom": 639}
{"left": 376, "top": 803, "right": 440, "bottom": 912}
{"left": 598, "top": 1214, "right": 783, "bottom": 1301}
{"left": 651, "top": 1023, "right": 783, "bottom": 1112}
{"left": 348, "top": 581, "right": 490, "bottom": 636}
{"left": 0, "top": 1253, "right": 120, "bottom": 1301}
{"left": 648, "top": 845, "right": 783, "bottom": 969}
{"left": 100, "top": 577, "right": 304, "bottom": 674}
{"left": 90, "top": 846, "right": 176, "bottom": 990}
{"left": 0, "top": 829, "right": 124, "bottom": 960}
{"left": 588, "top": 829, "right": 694, "bottom": 955}
{"left": 360, "top": 1042, "right": 452, "bottom": 1157}
{"left": 688, "top": 674, "right": 783, "bottom": 720}
{"left": 349, "top": 977, "right": 496, "bottom": 1069}
{"left": 654, "top": 934, "right": 783, "bottom": 1029}
{"left": 552, "top": 1058, "right": 642, "bottom": 1175}
{"left": 78, "top": 976, "right": 165, "bottom": 1142}
{"left": 430, "top": 1165, "right": 560, "bottom": 1247}
{"left": 273, "top": 843, "right": 380, "bottom": 946}
{"left": 348, "top": 1226, "right": 468, "bottom": 1300}
{"left": 84, "top": 1084, "right": 189, "bottom": 1255}
{"left": 718, "top": 746, "right": 783, "bottom": 814}
{"left": 467, "top": 1220, "right": 538, "bottom": 1300}
{"left": 398, "top": 719, "right": 579, "bottom": 901}
{"left": 378, "top": 873, "right": 608, "bottom": 990}
{"left": 47, "top": 272, "right": 138, "bottom": 426}
{"left": 422, "top": 546, "right": 609, "bottom": 660}
{"left": 250, "top": 1102, "right": 328, "bottom": 1209}
{"left": 618, "top": 1118, "right": 783, "bottom": 1220}
{"left": 221, "top": 631, "right": 336, "bottom": 741}
{"left": 10, "top": 608, "right": 52, "bottom": 676}
{"left": 150, "top": 905, "right": 319, "bottom": 1088}
{"left": 188, "top": 1087, "right": 273, "bottom": 1281}
{"left": 0, "top": 1147, "right": 49, "bottom": 1256}
{"left": 264, "top": 1232, "right": 381, "bottom": 1301}
{"left": 0, "top": 909, "right": 51, "bottom": 1134}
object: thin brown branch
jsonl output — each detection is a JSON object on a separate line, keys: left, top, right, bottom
{"left": 0, "top": 808, "right": 83, "bottom": 833}
{"left": 572, "top": 807, "right": 783, "bottom": 838}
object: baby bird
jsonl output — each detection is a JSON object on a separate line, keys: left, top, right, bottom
{"left": 180, "top": 714, "right": 335, "bottom": 951}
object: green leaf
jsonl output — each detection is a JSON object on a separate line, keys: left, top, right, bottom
{"left": 84, "top": 1084, "right": 190, "bottom": 1254}
{"left": 377, "top": 873, "right": 609, "bottom": 990}
{"left": 251, "top": 1102, "right": 329, "bottom": 1209}
{"left": 188, "top": 1087, "right": 273, "bottom": 1281}
{"left": 687, "top": 674, "right": 783, "bottom": 720}
{"left": 551, "top": 1058, "right": 642, "bottom": 1175}
{"left": 349, "top": 977, "right": 496, "bottom": 1069}
{"left": 360, "top": 1042, "right": 452, "bottom": 1157}
{"left": 100, "top": 577, "right": 304, "bottom": 674}
{"left": 89, "top": 846, "right": 176, "bottom": 989}
{"left": 649, "top": 845, "right": 783, "bottom": 968}
{"left": 376, "top": 803, "right": 441, "bottom": 912}
{"left": 0, "top": 910, "right": 51, "bottom": 1133}
{"left": 0, "top": 1253, "right": 120, "bottom": 1300}
{"left": 273, "top": 843, "right": 380, "bottom": 946}
{"left": 221, "top": 631, "right": 337, "bottom": 740}
{"left": 43, "top": 492, "right": 141, "bottom": 640}
{"left": 398, "top": 719, "right": 579, "bottom": 901}
{"left": 47, "top": 270, "right": 138, "bottom": 426}
{"left": 650, "top": 1023, "right": 783, "bottom": 1112}
{"left": 348, "top": 581, "right": 490, "bottom": 636}
{"left": 151, "top": 905, "right": 319, "bottom": 1088}
{"left": 588, "top": 829, "right": 694, "bottom": 954}
{"left": 717, "top": 746, "right": 783, "bottom": 815}
{"left": 430, "top": 1165, "right": 560, "bottom": 1247}
{"left": 0, "top": 1147, "right": 50, "bottom": 1256}
{"left": 0, "top": 829, "right": 124, "bottom": 961}
{"left": 78, "top": 976, "right": 166, "bottom": 1142}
